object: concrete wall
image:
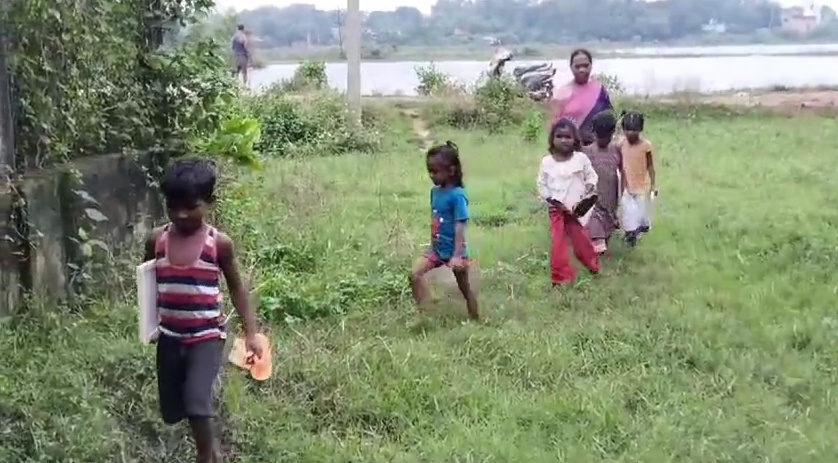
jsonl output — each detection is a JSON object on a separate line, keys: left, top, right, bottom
{"left": 0, "top": 151, "right": 169, "bottom": 316}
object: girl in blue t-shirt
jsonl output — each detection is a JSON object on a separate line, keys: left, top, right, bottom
{"left": 409, "top": 141, "right": 479, "bottom": 321}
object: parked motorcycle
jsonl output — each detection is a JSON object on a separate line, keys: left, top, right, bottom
{"left": 487, "top": 47, "right": 555, "bottom": 101}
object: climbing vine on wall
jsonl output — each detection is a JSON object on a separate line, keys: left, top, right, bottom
{"left": 4, "top": 0, "right": 233, "bottom": 169}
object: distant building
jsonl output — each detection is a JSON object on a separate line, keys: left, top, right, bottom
{"left": 781, "top": 5, "right": 820, "bottom": 36}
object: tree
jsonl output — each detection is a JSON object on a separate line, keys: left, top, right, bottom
{"left": 232, "top": 0, "right": 823, "bottom": 50}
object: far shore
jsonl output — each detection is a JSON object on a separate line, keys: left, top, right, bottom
{"left": 248, "top": 43, "right": 838, "bottom": 67}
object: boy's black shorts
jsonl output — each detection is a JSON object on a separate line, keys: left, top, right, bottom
{"left": 156, "top": 335, "right": 225, "bottom": 424}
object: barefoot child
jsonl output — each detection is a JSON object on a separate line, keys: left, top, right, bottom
{"left": 409, "top": 141, "right": 479, "bottom": 321}
{"left": 618, "top": 110, "right": 657, "bottom": 246}
{"left": 143, "top": 159, "right": 262, "bottom": 463}
{"left": 538, "top": 118, "right": 600, "bottom": 286}
{"left": 582, "top": 110, "right": 624, "bottom": 256}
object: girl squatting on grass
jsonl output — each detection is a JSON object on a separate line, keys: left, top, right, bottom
{"left": 618, "top": 110, "right": 657, "bottom": 246}
{"left": 538, "top": 118, "right": 601, "bottom": 286}
{"left": 143, "top": 159, "right": 262, "bottom": 463}
{"left": 409, "top": 141, "right": 480, "bottom": 321}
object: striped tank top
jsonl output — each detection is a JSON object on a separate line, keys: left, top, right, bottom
{"left": 155, "top": 224, "right": 226, "bottom": 343}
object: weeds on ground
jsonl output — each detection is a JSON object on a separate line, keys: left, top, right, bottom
{"left": 216, "top": 169, "right": 409, "bottom": 324}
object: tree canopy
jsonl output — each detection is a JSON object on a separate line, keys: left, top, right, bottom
{"left": 235, "top": 0, "right": 838, "bottom": 49}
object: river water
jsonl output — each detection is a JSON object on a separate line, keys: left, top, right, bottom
{"left": 249, "top": 44, "right": 838, "bottom": 96}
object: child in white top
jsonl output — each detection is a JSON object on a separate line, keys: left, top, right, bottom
{"left": 537, "top": 117, "right": 600, "bottom": 286}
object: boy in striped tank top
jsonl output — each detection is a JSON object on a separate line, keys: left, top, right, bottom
{"left": 143, "top": 159, "right": 261, "bottom": 463}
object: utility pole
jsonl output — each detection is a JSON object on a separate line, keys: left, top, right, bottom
{"left": 345, "top": 0, "right": 361, "bottom": 127}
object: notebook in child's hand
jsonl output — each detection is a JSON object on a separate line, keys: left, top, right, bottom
{"left": 137, "top": 260, "right": 158, "bottom": 344}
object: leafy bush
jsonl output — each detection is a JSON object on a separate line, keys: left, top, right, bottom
{"left": 414, "top": 63, "right": 465, "bottom": 96}
{"left": 146, "top": 39, "right": 242, "bottom": 156}
{"left": 473, "top": 75, "right": 533, "bottom": 131}
{"left": 521, "top": 109, "right": 543, "bottom": 142}
{"left": 243, "top": 89, "right": 381, "bottom": 157}
{"left": 8, "top": 0, "right": 234, "bottom": 167}
{"left": 280, "top": 60, "right": 328, "bottom": 92}
{"left": 421, "top": 72, "right": 537, "bottom": 132}
{"left": 9, "top": 0, "right": 150, "bottom": 166}
{"left": 595, "top": 72, "right": 625, "bottom": 96}
{"left": 418, "top": 68, "right": 625, "bottom": 133}
{"left": 189, "top": 115, "right": 262, "bottom": 167}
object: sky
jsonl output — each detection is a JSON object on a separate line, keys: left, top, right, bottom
{"left": 214, "top": 0, "right": 838, "bottom": 13}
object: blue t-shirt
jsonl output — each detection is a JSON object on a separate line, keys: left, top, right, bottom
{"left": 430, "top": 186, "right": 469, "bottom": 260}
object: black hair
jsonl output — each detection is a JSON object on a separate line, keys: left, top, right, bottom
{"left": 549, "top": 117, "right": 581, "bottom": 152}
{"left": 621, "top": 110, "right": 644, "bottom": 131}
{"left": 426, "top": 141, "right": 463, "bottom": 187}
{"left": 569, "top": 48, "right": 593, "bottom": 65}
{"left": 237, "top": 24, "right": 245, "bottom": 31}
{"left": 591, "top": 110, "right": 617, "bottom": 138}
{"left": 160, "top": 158, "right": 217, "bottom": 204}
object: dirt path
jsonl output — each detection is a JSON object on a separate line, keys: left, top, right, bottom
{"left": 400, "top": 108, "right": 433, "bottom": 150}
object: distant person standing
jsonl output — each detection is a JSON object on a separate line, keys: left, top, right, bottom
{"left": 231, "top": 24, "right": 250, "bottom": 85}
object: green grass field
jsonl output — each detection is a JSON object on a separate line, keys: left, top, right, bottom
{"left": 3, "top": 110, "right": 838, "bottom": 462}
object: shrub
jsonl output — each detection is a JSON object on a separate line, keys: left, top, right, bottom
{"left": 419, "top": 68, "right": 623, "bottom": 133}
{"left": 421, "top": 72, "right": 538, "bottom": 132}
{"left": 243, "top": 89, "right": 381, "bottom": 157}
{"left": 188, "top": 114, "right": 262, "bottom": 167}
{"left": 280, "top": 60, "right": 328, "bottom": 92}
{"left": 521, "top": 109, "right": 542, "bottom": 142}
{"left": 145, "top": 39, "right": 243, "bottom": 156}
{"left": 595, "top": 72, "right": 625, "bottom": 96}
{"left": 414, "top": 63, "right": 465, "bottom": 96}
{"left": 473, "top": 75, "right": 533, "bottom": 131}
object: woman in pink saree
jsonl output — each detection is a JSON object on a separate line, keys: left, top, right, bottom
{"left": 549, "top": 49, "right": 614, "bottom": 146}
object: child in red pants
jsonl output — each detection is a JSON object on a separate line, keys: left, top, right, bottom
{"left": 537, "top": 117, "right": 600, "bottom": 286}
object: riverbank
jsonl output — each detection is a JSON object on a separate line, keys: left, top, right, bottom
{"left": 2, "top": 90, "right": 837, "bottom": 461}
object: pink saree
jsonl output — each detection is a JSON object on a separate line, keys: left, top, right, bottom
{"left": 551, "top": 79, "right": 614, "bottom": 142}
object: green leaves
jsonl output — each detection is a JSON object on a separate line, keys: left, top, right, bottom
{"left": 189, "top": 115, "right": 262, "bottom": 167}
{"left": 8, "top": 0, "right": 235, "bottom": 167}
